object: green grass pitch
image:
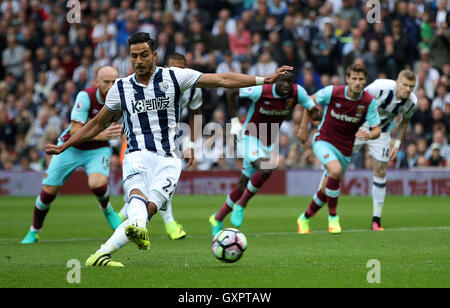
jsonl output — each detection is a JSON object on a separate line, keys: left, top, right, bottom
{"left": 0, "top": 194, "right": 449, "bottom": 288}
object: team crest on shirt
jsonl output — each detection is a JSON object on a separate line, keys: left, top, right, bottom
{"left": 356, "top": 105, "right": 365, "bottom": 117}
{"left": 286, "top": 98, "right": 295, "bottom": 109}
{"left": 75, "top": 101, "right": 83, "bottom": 111}
{"left": 159, "top": 82, "right": 170, "bottom": 92}
{"left": 324, "top": 154, "right": 329, "bottom": 159}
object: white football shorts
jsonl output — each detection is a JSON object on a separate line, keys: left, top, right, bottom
{"left": 353, "top": 132, "right": 391, "bottom": 163}
{"left": 122, "top": 150, "right": 182, "bottom": 211}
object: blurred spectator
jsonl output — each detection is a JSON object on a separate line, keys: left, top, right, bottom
{"left": 431, "top": 83, "right": 450, "bottom": 111}
{"left": 405, "top": 142, "right": 420, "bottom": 168}
{"left": 2, "top": 35, "right": 25, "bottom": 79}
{"left": 311, "top": 22, "right": 339, "bottom": 75}
{"left": 430, "top": 22, "right": 450, "bottom": 70}
{"left": 427, "top": 142, "right": 447, "bottom": 166}
{"left": 248, "top": 51, "right": 278, "bottom": 76}
{"left": 228, "top": 20, "right": 252, "bottom": 57}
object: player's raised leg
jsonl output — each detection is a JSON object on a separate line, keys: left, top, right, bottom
{"left": 371, "top": 158, "right": 387, "bottom": 231}
{"left": 21, "top": 185, "right": 59, "bottom": 244}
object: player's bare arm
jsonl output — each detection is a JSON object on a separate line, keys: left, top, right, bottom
{"left": 355, "top": 125, "right": 381, "bottom": 141}
{"left": 46, "top": 107, "right": 116, "bottom": 155}
{"left": 389, "top": 117, "right": 409, "bottom": 161}
{"left": 297, "top": 93, "right": 316, "bottom": 144}
{"left": 70, "top": 120, "right": 123, "bottom": 142}
{"left": 306, "top": 105, "right": 322, "bottom": 121}
{"left": 196, "top": 66, "right": 293, "bottom": 89}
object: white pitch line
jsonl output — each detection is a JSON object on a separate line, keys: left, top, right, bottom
{"left": 1, "top": 226, "right": 449, "bottom": 244}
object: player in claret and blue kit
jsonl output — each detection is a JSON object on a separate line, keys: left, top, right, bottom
{"left": 21, "top": 67, "right": 123, "bottom": 244}
{"left": 297, "top": 63, "right": 381, "bottom": 234}
{"left": 209, "top": 71, "right": 322, "bottom": 236}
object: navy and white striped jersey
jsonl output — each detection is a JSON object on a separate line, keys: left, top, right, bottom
{"left": 105, "top": 66, "right": 203, "bottom": 156}
{"left": 180, "top": 87, "right": 202, "bottom": 111}
{"left": 362, "top": 79, "right": 417, "bottom": 133}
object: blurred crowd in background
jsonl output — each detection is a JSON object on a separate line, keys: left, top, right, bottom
{"left": 0, "top": 0, "right": 449, "bottom": 173}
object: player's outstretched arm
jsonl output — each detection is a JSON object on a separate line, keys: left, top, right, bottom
{"left": 196, "top": 66, "right": 293, "bottom": 89}
{"left": 45, "top": 107, "right": 116, "bottom": 155}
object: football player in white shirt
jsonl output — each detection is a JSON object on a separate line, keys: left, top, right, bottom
{"left": 46, "top": 32, "right": 293, "bottom": 267}
{"left": 117, "top": 53, "right": 202, "bottom": 240}
{"left": 353, "top": 70, "right": 417, "bottom": 231}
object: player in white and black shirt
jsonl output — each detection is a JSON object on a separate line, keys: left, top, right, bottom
{"left": 353, "top": 70, "right": 417, "bottom": 231}
{"left": 46, "top": 32, "right": 293, "bottom": 267}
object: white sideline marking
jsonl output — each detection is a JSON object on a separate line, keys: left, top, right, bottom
{"left": 1, "top": 226, "right": 449, "bottom": 244}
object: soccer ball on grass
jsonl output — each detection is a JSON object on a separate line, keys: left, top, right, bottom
{"left": 211, "top": 228, "right": 247, "bottom": 263}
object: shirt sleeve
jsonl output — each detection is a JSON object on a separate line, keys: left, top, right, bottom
{"left": 315, "top": 85, "right": 333, "bottom": 105}
{"left": 239, "top": 86, "right": 263, "bottom": 102}
{"left": 105, "top": 80, "right": 122, "bottom": 112}
{"left": 172, "top": 67, "right": 204, "bottom": 92}
{"left": 366, "top": 98, "right": 381, "bottom": 127}
{"left": 297, "top": 85, "right": 316, "bottom": 110}
{"left": 404, "top": 94, "right": 418, "bottom": 120}
{"left": 70, "top": 91, "right": 91, "bottom": 124}
{"left": 364, "top": 80, "right": 381, "bottom": 98}
{"left": 188, "top": 88, "right": 203, "bottom": 110}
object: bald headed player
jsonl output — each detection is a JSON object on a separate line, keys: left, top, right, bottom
{"left": 22, "top": 66, "right": 124, "bottom": 244}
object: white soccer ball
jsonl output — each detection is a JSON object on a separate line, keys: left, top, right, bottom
{"left": 211, "top": 228, "right": 247, "bottom": 263}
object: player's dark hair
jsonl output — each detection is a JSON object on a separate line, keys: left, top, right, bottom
{"left": 128, "top": 32, "right": 156, "bottom": 51}
{"left": 168, "top": 53, "right": 186, "bottom": 64}
{"left": 346, "top": 63, "right": 368, "bottom": 77}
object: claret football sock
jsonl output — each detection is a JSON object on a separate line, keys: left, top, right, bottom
{"left": 215, "top": 187, "right": 242, "bottom": 222}
{"left": 91, "top": 184, "right": 110, "bottom": 210}
{"left": 32, "top": 189, "right": 56, "bottom": 230}
{"left": 325, "top": 177, "right": 341, "bottom": 216}
{"left": 304, "top": 190, "right": 327, "bottom": 218}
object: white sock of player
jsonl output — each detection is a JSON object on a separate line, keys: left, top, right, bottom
{"left": 127, "top": 195, "right": 148, "bottom": 228}
{"left": 96, "top": 219, "right": 129, "bottom": 254}
{"left": 161, "top": 200, "right": 174, "bottom": 225}
{"left": 119, "top": 202, "right": 129, "bottom": 219}
{"left": 372, "top": 176, "right": 386, "bottom": 218}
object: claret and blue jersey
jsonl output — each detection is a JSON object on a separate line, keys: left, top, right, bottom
{"left": 314, "top": 85, "right": 380, "bottom": 156}
{"left": 239, "top": 83, "right": 315, "bottom": 146}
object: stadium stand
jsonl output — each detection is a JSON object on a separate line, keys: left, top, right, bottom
{"left": 0, "top": 0, "right": 449, "bottom": 172}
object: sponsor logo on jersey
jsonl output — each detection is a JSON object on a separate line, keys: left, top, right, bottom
{"left": 131, "top": 97, "right": 171, "bottom": 113}
{"left": 330, "top": 109, "right": 360, "bottom": 123}
{"left": 259, "top": 107, "right": 291, "bottom": 116}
